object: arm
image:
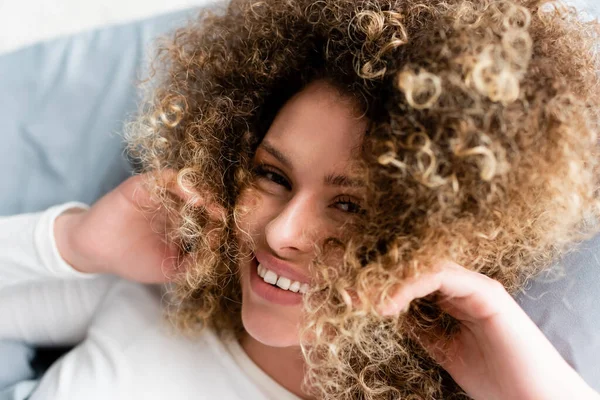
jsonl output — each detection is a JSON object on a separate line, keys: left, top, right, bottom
{"left": 1, "top": 172, "right": 189, "bottom": 287}
{"left": 0, "top": 170, "right": 205, "bottom": 345}
{"left": 47, "top": 170, "right": 222, "bottom": 284}
{"left": 0, "top": 202, "right": 117, "bottom": 345}
{"left": 0, "top": 276, "right": 116, "bottom": 346}
{"left": 0, "top": 202, "right": 94, "bottom": 286}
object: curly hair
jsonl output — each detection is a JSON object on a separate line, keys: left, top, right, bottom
{"left": 124, "top": 0, "right": 600, "bottom": 398}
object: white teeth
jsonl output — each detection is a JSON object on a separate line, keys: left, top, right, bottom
{"left": 264, "top": 270, "right": 278, "bottom": 285}
{"left": 257, "top": 263, "right": 308, "bottom": 294}
{"left": 276, "top": 277, "right": 291, "bottom": 290}
{"left": 289, "top": 281, "right": 300, "bottom": 293}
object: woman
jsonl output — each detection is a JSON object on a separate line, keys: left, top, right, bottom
{"left": 2, "top": 0, "right": 600, "bottom": 398}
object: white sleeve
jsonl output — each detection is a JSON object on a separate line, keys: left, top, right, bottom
{"left": 26, "top": 280, "right": 163, "bottom": 400}
{"left": 0, "top": 276, "right": 117, "bottom": 346}
{"left": 0, "top": 201, "right": 95, "bottom": 286}
{"left": 0, "top": 202, "right": 119, "bottom": 346}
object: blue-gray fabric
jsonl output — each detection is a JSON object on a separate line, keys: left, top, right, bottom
{"left": 0, "top": 3, "right": 598, "bottom": 397}
{"left": 0, "top": 342, "right": 34, "bottom": 388}
{"left": 516, "top": 240, "right": 600, "bottom": 391}
{"left": 0, "top": 9, "right": 198, "bottom": 216}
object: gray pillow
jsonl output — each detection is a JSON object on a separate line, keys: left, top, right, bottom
{"left": 0, "top": 9, "right": 197, "bottom": 216}
{"left": 516, "top": 238, "right": 600, "bottom": 391}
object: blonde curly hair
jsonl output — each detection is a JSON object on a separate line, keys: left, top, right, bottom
{"left": 125, "top": 0, "right": 600, "bottom": 398}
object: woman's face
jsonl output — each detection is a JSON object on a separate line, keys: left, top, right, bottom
{"left": 236, "top": 79, "right": 368, "bottom": 347}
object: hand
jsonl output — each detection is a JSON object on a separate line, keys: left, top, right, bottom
{"left": 379, "top": 261, "right": 600, "bottom": 400}
{"left": 54, "top": 169, "right": 224, "bottom": 283}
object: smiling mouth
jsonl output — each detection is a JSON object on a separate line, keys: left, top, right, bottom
{"left": 256, "top": 262, "right": 310, "bottom": 294}
{"left": 249, "top": 257, "right": 305, "bottom": 306}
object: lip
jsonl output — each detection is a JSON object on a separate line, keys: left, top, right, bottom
{"left": 254, "top": 250, "right": 311, "bottom": 284}
{"left": 249, "top": 257, "right": 304, "bottom": 306}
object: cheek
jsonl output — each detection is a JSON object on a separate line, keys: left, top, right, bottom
{"left": 235, "top": 188, "right": 277, "bottom": 240}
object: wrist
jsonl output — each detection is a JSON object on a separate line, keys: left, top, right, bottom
{"left": 54, "top": 208, "right": 94, "bottom": 274}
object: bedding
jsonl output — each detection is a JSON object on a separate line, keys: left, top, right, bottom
{"left": 0, "top": 8, "right": 201, "bottom": 216}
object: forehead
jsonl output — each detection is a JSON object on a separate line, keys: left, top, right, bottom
{"left": 260, "top": 80, "right": 367, "bottom": 171}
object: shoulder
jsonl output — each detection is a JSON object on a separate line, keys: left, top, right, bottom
{"left": 30, "top": 280, "right": 272, "bottom": 400}
{"left": 30, "top": 280, "right": 263, "bottom": 400}
{"left": 28, "top": 280, "right": 165, "bottom": 399}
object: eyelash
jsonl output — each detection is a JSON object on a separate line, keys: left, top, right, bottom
{"left": 253, "top": 164, "right": 364, "bottom": 214}
{"left": 254, "top": 164, "right": 291, "bottom": 190}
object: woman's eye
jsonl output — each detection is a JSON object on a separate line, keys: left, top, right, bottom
{"left": 253, "top": 164, "right": 291, "bottom": 190}
{"left": 334, "top": 197, "right": 364, "bottom": 214}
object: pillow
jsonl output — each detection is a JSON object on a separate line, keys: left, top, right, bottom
{"left": 516, "top": 238, "right": 600, "bottom": 391}
{"left": 0, "top": 8, "right": 198, "bottom": 216}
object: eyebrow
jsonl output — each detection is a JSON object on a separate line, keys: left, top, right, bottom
{"left": 260, "top": 140, "right": 292, "bottom": 170}
{"left": 324, "top": 173, "right": 364, "bottom": 189}
{"left": 259, "top": 140, "right": 365, "bottom": 189}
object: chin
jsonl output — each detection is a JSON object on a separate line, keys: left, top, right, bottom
{"left": 241, "top": 303, "right": 300, "bottom": 347}
{"left": 239, "top": 259, "right": 303, "bottom": 347}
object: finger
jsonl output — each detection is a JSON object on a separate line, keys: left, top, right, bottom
{"left": 378, "top": 268, "right": 445, "bottom": 316}
{"left": 380, "top": 261, "right": 510, "bottom": 322}
{"left": 159, "top": 169, "right": 227, "bottom": 223}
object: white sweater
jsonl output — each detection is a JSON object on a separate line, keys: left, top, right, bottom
{"left": 0, "top": 202, "right": 301, "bottom": 400}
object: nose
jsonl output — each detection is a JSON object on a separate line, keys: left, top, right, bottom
{"left": 264, "top": 193, "right": 321, "bottom": 255}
